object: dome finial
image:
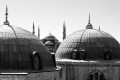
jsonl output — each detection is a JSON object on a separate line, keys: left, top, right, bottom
{"left": 49, "top": 31, "right": 51, "bottom": 35}
{"left": 99, "top": 25, "right": 101, "bottom": 30}
{"left": 4, "top": 5, "right": 10, "bottom": 25}
{"left": 86, "top": 13, "right": 93, "bottom": 29}
{"left": 88, "top": 13, "right": 90, "bottom": 24}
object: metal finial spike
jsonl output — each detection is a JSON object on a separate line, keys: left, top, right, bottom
{"left": 4, "top": 5, "right": 9, "bottom": 25}
{"left": 88, "top": 13, "right": 90, "bottom": 24}
{"left": 49, "top": 31, "right": 51, "bottom": 35}
{"left": 86, "top": 13, "right": 93, "bottom": 29}
{"left": 6, "top": 6, "right": 8, "bottom": 21}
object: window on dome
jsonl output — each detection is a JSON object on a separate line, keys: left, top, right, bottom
{"left": 72, "top": 50, "right": 86, "bottom": 60}
{"left": 32, "top": 51, "right": 41, "bottom": 70}
{"left": 79, "top": 50, "right": 86, "bottom": 60}
{"left": 103, "top": 50, "right": 112, "bottom": 60}
{"left": 72, "top": 50, "right": 77, "bottom": 59}
{"left": 33, "top": 55, "right": 40, "bottom": 69}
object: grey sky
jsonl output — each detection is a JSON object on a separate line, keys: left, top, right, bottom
{"left": 0, "top": 0, "right": 120, "bottom": 42}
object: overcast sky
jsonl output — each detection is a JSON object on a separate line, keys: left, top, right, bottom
{"left": 0, "top": 0, "right": 120, "bottom": 42}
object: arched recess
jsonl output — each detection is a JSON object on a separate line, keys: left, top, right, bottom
{"left": 87, "top": 70, "right": 106, "bottom": 80}
{"left": 32, "top": 51, "right": 42, "bottom": 70}
{"left": 71, "top": 50, "right": 86, "bottom": 60}
{"left": 79, "top": 50, "right": 86, "bottom": 60}
{"left": 51, "top": 53, "right": 56, "bottom": 66}
{"left": 103, "top": 50, "right": 112, "bottom": 60}
{"left": 72, "top": 50, "right": 78, "bottom": 60}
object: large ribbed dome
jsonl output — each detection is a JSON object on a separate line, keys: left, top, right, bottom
{"left": 0, "top": 25, "right": 55, "bottom": 70}
{"left": 56, "top": 29, "right": 120, "bottom": 60}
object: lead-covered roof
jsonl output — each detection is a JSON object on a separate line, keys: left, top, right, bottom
{"left": 56, "top": 29, "right": 120, "bottom": 60}
{"left": 0, "top": 25, "right": 55, "bottom": 70}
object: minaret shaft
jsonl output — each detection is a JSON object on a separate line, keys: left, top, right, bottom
{"left": 63, "top": 21, "right": 66, "bottom": 40}
{"left": 32, "top": 22, "right": 35, "bottom": 35}
{"left": 38, "top": 26, "right": 40, "bottom": 39}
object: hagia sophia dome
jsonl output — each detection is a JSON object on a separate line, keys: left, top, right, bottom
{"left": 56, "top": 15, "right": 120, "bottom": 60}
{"left": 0, "top": 6, "right": 55, "bottom": 71}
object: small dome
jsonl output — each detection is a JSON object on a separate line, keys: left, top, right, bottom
{"left": 41, "top": 33, "right": 60, "bottom": 53}
{"left": 56, "top": 29, "right": 120, "bottom": 60}
{"left": 45, "top": 34, "right": 58, "bottom": 41}
{"left": 0, "top": 25, "right": 55, "bottom": 70}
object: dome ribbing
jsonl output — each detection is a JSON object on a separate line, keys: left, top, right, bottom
{"left": 56, "top": 29, "right": 120, "bottom": 60}
{"left": 0, "top": 25, "right": 55, "bottom": 70}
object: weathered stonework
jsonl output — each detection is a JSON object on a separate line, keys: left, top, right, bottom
{"left": 57, "top": 59, "right": 120, "bottom": 80}
{"left": 0, "top": 67, "right": 61, "bottom": 80}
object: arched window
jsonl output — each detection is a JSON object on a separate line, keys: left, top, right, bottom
{"left": 87, "top": 70, "right": 106, "bottom": 80}
{"left": 32, "top": 51, "right": 41, "bottom": 70}
{"left": 87, "top": 74, "right": 93, "bottom": 80}
{"left": 103, "top": 50, "right": 112, "bottom": 60}
{"left": 100, "top": 74, "right": 105, "bottom": 80}
{"left": 51, "top": 53, "right": 56, "bottom": 66}
{"left": 79, "top": 50, "right": 86, "bottom": 60}
{"left": 72, "top": 50, "right": 77, "bottom": 60}
{"left": 72, "top": 50, "right": 86, "bottom": 60}
{"left": 33, "top": 55, "right": 40, "bottom": 69}
{"left": 95, "top": 72, "right": 98, "bottom": 80}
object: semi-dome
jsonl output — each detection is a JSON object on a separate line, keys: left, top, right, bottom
{"left": 0, "top": 25, "right": 55, "bottom": 70}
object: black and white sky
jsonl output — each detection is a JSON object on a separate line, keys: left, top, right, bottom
{"left": 0, "top": 0, "right": 120, "bottom": 42}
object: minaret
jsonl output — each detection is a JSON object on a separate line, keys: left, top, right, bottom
{"left": 4, "top": 5, "right": 10, "bottom": 25}
{"left": 86, "top": 14, "right": 93, "bottom": 29}
{"left": 32, "top": 22, "right": 35, "bottom": 35}
{"left": 38, "top": 26, "right": 40, "bottom": 39}
{"left": 99, "top": 26, "right": 100, "bottom": 30}
{"left": 63, "top": 21, "right": 66, "bottom": 40}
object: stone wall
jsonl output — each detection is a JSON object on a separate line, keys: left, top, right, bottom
{"left": 0, "top": 69, "right": 60, "bottom": 80}
{"left": 57, "top": 59, "right": 120, "bottom": 80}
